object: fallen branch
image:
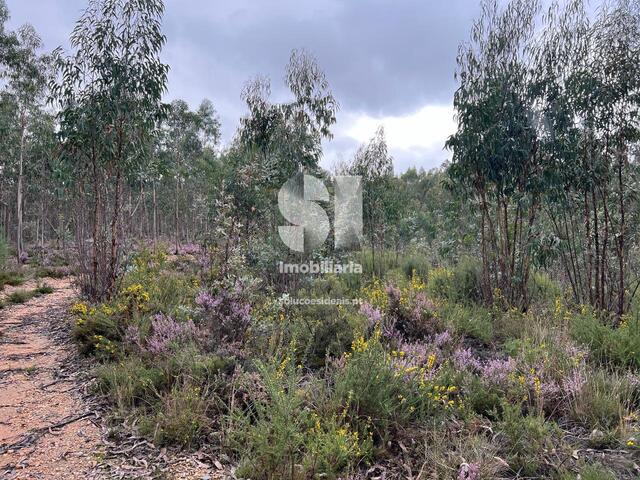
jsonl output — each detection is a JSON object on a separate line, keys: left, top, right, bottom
{"left": 0, "top": 411, "right": 95, "bottom": 454}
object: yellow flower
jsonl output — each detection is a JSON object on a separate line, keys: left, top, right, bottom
{"left": 70, "top": 302, "right": 88, "bottom": 316}
{"left": 426, "top": 354, "right": 436, "bottom": 370}
{"left": 351, "top": 336, "right": 369, "bottom": 353}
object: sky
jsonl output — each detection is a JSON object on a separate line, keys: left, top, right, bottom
{"left": 5, "top": 0, "right": 481, "bottom": 173}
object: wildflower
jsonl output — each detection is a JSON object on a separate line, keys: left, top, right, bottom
{"left": 145, "top": 313, "right": 204, "bottom": 355}
{"left": 351, "top": 336, "right": 369, "bottom": 353}
{"left": 70, "top": 302, "right": 88, "bottom": 316}
{"left": 426, "top": 353, "right": 437, "bottom": 370}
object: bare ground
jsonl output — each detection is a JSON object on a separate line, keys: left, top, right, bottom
{"left": 0, "top": 277, "right": 103, "bottom": 479}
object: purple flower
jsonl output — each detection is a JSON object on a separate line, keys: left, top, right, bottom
{"left": 360, "top": 302, "right": 383, "bottom": 325}
{"left": 481, "top": 357, "right": 516, "bottom": 388}
{"left": 563, "top": 368, "right": 586, "bottom": 398}
{"left": 433, "top": 330, "right": 453, "bottom": 348}
{"left": 458, "top": 462, "right": 480, "bottom": 480}
{"left": 124, "top": 324, "right": 142, "bottom": 349}
{"left": 453, "top": 348, "right": 482, "bottom": 372}
{"left": 145, "top": 313, "right": 203, "bottom": 355}
{"left": 196, "top": 285, "right": 252, "bottom": 342}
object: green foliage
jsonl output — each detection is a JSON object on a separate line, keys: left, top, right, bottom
{"left": 333, "top": 332, "right": 411, "bottom": 434}
{"left": 569, "top": 370, "right": 629, "bottom": 434}
{"left": 570, "top": 311, "right": 640, "bottom": 368}
{"left": 232, "top": 356, "right": 371, "bottom": 480}
{"left": 498, "top": 402, "right": 558, "bottom": 476}
{"left": 4, "top": 286, "right": 51, "bottom": 304}
{"left": 439, "top": 302, "right": 494, "bottom": 343}
{"left": 0, "top": 270, "right": 24, "bottom": 289}
{"left": 139, "top": 384, "right": 211, "bottom": 447}
{"left": 35, "top": 283, "right": 53, "bottom": 294}
{"left": 97, "top": 358, "right": 167, "bottom": 410}
{"left": 73, "top": 307, "right": 120, "bottom": 355}
{"left": 563, "top": 464, "right": 617, "bottom": 480}
{"left": 528, "top": 271, "right": 562, "bottom": 305}
{"left": 426, "top": 259, "right": 482, "bottom": 304}
{"left": 7, "top": 289, "right": 32, "bottom": 304}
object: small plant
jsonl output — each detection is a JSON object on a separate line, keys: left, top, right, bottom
{"left": 497, "top": 402, "right": 558, "bottom": 476}
{"left": 7, "top": 289, "right": 35, "bottom": 304}
{"left": 35, "top": 283, "right": 54, "bottom": 295}
{"left": 139, "top": 383, "right": 211, "bottom": 447}
{"left": 0, "top": 271, "right": 25, "bottom": 290}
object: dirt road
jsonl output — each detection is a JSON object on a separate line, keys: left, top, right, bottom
{"left": 0, "top": 277, "right": 103, "bottom": 479}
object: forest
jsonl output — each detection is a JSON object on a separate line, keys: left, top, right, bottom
{"left": 1, "top": 0, "right": 640, "bottom": 478}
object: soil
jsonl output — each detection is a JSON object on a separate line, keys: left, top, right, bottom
{"left": 0, "top": 277, "right": 103, "bottom": 479}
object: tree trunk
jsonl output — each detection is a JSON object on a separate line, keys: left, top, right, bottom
{"left": 16, "top": 114, "right": 26, "bottom": 262}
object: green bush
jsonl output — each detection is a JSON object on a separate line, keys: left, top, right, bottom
{"left": 7, "top": 289, "right": 35, "bottom": 304}
{"left": 0, "top": 271, "right": 25, "bottom": 290}
{"left": 570, "top": 311, "right": 640, "bottom": 368}
{"left": 528, "top": 271, "right": 562, "bottom": 305}
{"left": 333, "top": 332, "right": 411, "bottom": 434}
{"left": 231, "top": 356, "right": 372, "bottom": 480}
{"left": 35, "top": 283, "right": 54, "bottom": 295}
{"left": 139, "top": 383, "right": 211, "bottom": 447}
{"left": 569, "top": 369, "right": 629, "bottom": 434}
{"left": 439, "top": 302, "right": 494, "bottom": 343}
{"left": 498, "top": 402, "right": 558, "bottom": 476}
{"left": 427, "top": 258, "right": 482, "bottom": 304}
{"left": 400, "top": 254, "right": 430, "bottom": 280}
{"left": 73, "top": 309, "right": 121, "bottom": 355}
{"left": 97, "top": 357, "right": 167, "bottom": 410}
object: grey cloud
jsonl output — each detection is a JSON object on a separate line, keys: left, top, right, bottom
{"left": 6, "top": 0, "right": 477, "bottom": 170}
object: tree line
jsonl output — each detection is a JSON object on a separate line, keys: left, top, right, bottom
{"left": 1, "top": 0, "right": 639, "bottom": 317}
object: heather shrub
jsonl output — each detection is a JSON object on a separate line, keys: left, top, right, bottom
{"left": 196, "top": 283, "right": 252, "bottom": 343}
{"left": 143, "top": 313, "right": 204, "bottom": 355}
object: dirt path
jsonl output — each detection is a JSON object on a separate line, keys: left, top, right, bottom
{"left": 0, "top": 277, "right": 103, "bottom": 479}
{"left": 0, "top": 277, "right": 232, "bottom": 480}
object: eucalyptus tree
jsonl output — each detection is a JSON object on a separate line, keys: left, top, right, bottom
{"left": 239, "top": 49, "right": 338, "bottom": 190}
{"left": 447, "top": 0, "right": 542, "bottom": 308}
{"left": 231, "top": 49, "right": 339, "bottom": 263}
{"left": 2, "top": 26, "right": 50, "bottom": 262}
{"left": 161, "top": 99, "right": 220, "bottom": 252}
{"left": 52, "top": 0, "right": 169, "bottom": 300}
{"left": 340, "top": 127, "right": 396, "bottom": 276}
{"left": 534, "top": 0, "right": 640, "bottom": 315}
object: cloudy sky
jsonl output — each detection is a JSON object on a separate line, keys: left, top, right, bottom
{"left": 5, "top": 0, "right": 481, "bottom": 172}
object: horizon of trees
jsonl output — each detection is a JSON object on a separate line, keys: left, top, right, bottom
{"left": 0, "top": 0, "right": 638, "bottom": 317}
